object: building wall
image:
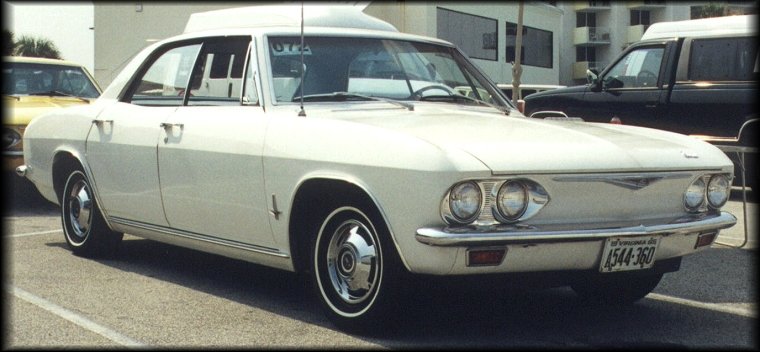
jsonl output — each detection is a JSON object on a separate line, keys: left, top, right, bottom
{"left": 93, "top": 2, "right": 243, "bottom": 87}
{"left": 92, "top": 2, "right": 753, "bottom": 89}
{"left": 366, "top": 2, "right": 564, "bottom": 85}
{"left": 556, "top": 2, "right": 693, "bottom": 86}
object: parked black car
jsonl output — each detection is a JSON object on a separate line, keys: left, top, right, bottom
{"left": 525, "top": 15, "right": 757, "bottom": 190}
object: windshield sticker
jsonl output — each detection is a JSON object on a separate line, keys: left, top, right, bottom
{"left": 270, "top": 42, "right": 312, "bottom": 56}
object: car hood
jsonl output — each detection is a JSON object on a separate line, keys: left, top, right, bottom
{"left": 330, "top": 105, "right": 731, "bottom": 174}
{"left": 524, "top": 84, "right": 587, "bottom": 100}
{"left": 3, "top": 95, "right": 92, "bottom": 125}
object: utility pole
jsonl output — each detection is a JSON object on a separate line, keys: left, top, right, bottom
{"left": 511, "top": 1, "right": 524, "bottom": 108}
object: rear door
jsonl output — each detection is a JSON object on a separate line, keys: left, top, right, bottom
{"left": 665, "top": 35, "right": 757, "bottom": 137}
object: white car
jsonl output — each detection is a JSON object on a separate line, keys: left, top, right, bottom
{"left": 18, "top": 5, "right": 736, "bottom": 332}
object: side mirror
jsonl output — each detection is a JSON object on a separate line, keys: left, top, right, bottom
{"left": 605, "top": 77, "right": 624, "bottom": 89}
{"left": 586, "top": 69, "right": 601, "bottom": 91}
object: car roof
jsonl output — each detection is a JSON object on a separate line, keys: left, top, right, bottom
{"left": 641, "top": 14, "right": 755, "bottom": 40}
{"left": 3, "top": 55, "right": 85, "bottom": 67}
{"left": 184, "top": 4, "right": 398, "bottom": 33}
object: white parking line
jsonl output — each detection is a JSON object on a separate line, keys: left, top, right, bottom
{"left": 10, "top": 229, "right": 62, "bottom": 238}
{"left": 647, "top": 292, "right": 756, "bottom": 318}
{"left": 8, "top": 285, "right": 146, "bottom": 347}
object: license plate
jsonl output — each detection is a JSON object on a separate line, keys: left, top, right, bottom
{"left": 599, "top": 236, "right": 660, "bottom": 273}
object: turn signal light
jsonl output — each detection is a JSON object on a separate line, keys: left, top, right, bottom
{"left": 695, "top": 232, "right": 717, "bottom": 249}
{"left": 467, "top": 248, "right": 506, "bottom": 266}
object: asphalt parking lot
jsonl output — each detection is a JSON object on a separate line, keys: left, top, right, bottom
{"left": 3, "top": 178, "right": 757, "bottom": 349}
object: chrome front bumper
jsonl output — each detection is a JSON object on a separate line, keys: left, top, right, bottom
{"left": 409, "top": 212, "right": 736, "bottom": 275}
{"left": 416, "top": 212, "right": 737, "bottom": 247}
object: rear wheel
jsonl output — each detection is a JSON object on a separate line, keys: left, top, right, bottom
{"left": 571, "top": 271, "right": 663, "bottom": 305}
{"left": 61, "top": 168, "right": 123, "bottom": 257}
{"left": 310, "top": 203, "right": 402, "bottom": 333}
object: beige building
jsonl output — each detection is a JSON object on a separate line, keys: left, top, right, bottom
{"left": 91, "top": 1, "right": 756, "bottom": 89}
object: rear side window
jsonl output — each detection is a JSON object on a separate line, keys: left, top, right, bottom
{"left": 689, "top": 37, "right": 758, "bottom": 81}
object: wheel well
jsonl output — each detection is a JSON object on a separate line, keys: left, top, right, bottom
{"left": 52, "top": 152, "right": 82, "bottom": 203}
{"left": 288, "top": 178, "right": 378, "bottom": 274}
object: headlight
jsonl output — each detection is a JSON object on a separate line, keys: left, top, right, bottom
{"left": 2, "top": 127, "right": 22, "bottom": 150}
{"left": 448, "top": 181, "right": 482, "bottom": 223}
{"left": 496, "top": 180, "right": 528, "bottom": 222}
{"left": 684, "top": 177, "right": 706, "bottom": 212}
{"left": 707, "top": 174, "right": 730, "bottom": 208}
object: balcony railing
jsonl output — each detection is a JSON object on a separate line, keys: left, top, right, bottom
{"left": 575, "top": 1, "right": 611, "bottom": 12}
{"left": 627, "top": 24, "right": 650, "bottom": 43}
{"left": 572, "top": 61, "right": 606, "bottom": 80}
{"left": 628, "top": 0, "right": 666, "bottom": 10}
{"left": 574, "top": 26, "right": 611, "bottom": 46}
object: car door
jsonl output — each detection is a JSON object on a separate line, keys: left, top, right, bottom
{"left": 578, "top": 44, "right": 668, "bottom": 127}
{"left": 86, "top": 43, "right": 202, "bottom": 226}
{"left": 157, "top": 37, "right": 274, "bottom": 247}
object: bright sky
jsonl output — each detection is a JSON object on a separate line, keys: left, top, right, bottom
{"left": 5, "top": 1, "right": 95, "bottom": 73}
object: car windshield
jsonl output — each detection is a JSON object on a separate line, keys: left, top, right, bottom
{"left": 268, "top": 36, "right": 512, "bottom": 110}
{"left": 2, "top": 62, "right": 100, "bottom": 99}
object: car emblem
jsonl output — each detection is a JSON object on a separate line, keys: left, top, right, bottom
{"left": 681, "top": 150, "right": 699, "bottom": 159}
{"left": 602, "top": 176, "right": 665, "bottom": 190}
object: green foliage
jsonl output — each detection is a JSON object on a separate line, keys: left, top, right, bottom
{"left": 13, "top": 35, "right": 62, "bottom": 59}
{"left": 691, "top": 3, "right": 727, "bottom": 19}
{"left": 3, "top": 30, "right": 14, "bottom": 56}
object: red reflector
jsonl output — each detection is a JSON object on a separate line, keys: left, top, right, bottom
{"left": 467, "top": 249, "right": 506, "bottom": 266}
{"left": 695, "top": 232, "right": 717, "bottom": 248}
{"left": 517, "top": 100, "right": 525, "bottom": 114}
{"left": 610, "top": 116, "right": 622, "bottom": 124}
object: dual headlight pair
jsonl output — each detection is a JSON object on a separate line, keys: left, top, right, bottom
{"left": 442, "top": 179, "right": 547, "bottom": 226}
{"left": 684, "top": 173, "right": 731, "bottom": 212}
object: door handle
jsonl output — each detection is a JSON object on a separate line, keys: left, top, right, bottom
{"left": 92, "top": 119, "right": 113, "bottom": 125}
{"left": 160, "top": 122, "right": 184, "bottom": 129}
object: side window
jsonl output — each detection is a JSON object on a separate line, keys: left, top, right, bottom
{"left": 187, "top": 37, "right": 250, "bottom": 106}
{"left": 689, "top": 37, "right": 758, "bottom": 81}
{"left": 604, "top": 47, "right": 664, "bottom": 88}
{"left": 129, "top": 44, "right": 201, "bottom": 106}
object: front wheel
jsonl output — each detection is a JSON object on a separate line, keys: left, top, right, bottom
{"left": 61, "top": 169, "right": 123, "bottom": 257}
{"left": 571, "top": 271, "right": 663, "bottom": 305}
{"left": 311, "top": 205, "right": 401, "bottom": 332}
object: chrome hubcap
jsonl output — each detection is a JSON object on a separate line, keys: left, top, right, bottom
{"left": 67, "top": 180, "right": 92, "bottom": 239}
{"left": 326, "top": 220, "right": 378, "bottom": 304}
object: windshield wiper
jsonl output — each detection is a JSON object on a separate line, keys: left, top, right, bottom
{"left": 418, "top": 93, "right": 510, "bottom": 115}
{"left": 28, "top": 90, "right": 90, "bottom": 103}
{"left": 292, "top": 92, "right": 414, "bottom": 111}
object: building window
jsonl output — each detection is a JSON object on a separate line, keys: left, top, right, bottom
{"left": 436, "top": 7, "right": 498, "bottom": 61}
{"left": 506, "top": 22, "right": 553, "bottom": 68}
{"left": 576, "top": 46, "right": 596, "bottom": 62}
{"left": 576, "top": 12, "right": 596, "bottom": 27}
{"left": 630, "top": 9, "right": 651, "bottom": 28}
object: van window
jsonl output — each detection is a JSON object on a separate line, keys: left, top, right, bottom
{"left": 689, "top": 37, "right": 758, "bottom": 81}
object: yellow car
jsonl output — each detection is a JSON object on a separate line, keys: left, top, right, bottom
{"left": 3, "top": 56, "right": 101, "bottom": 172}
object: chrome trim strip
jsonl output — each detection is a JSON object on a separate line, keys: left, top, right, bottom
{"left": 415, "top": 211, "right": 736, "bottom": 247}
{"left": 110, "top": 217, "right": 290, "bottom": 258}
{"left": 4, "top": 151, "right": 24, "bottom": 156}
{"left": 553, "top": 172, "right": 693, "bottom": 190}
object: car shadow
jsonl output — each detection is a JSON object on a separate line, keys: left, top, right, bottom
{"left": 3, "top": 173, "right": 58, "bottom": 217}
{"left": 42, "top": 236, "right": 755, "bottom": 348}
